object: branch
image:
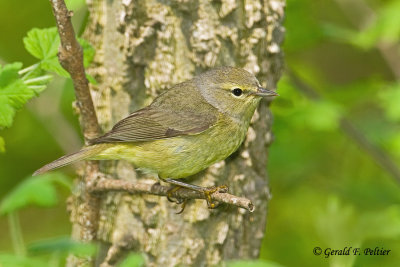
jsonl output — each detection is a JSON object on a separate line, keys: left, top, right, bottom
{"left": 49, "top": 0, "right": 102, "bottom": 247}
{"left": 91, "top": 179, "right": 255, "bottom": 212}
{"left": 49, "top": 0, "right": 100, "bottom": 141}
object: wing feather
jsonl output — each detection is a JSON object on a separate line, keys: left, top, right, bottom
{"left": 90, "top": 107, "right": 217, "bottom": 144}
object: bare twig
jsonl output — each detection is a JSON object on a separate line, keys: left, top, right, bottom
{"left": 49, "top": 0, "right": 102, "bottom": 245}
{"left": 91, "top": 179, "right": 255, "bottom": 212}
{"left": 287, "top": 69, "right": 400, "bottom": 183}
{"left": 49, "top": 0, "right": 101, "bottom": 140}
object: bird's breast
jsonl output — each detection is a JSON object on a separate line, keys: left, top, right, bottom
{"left": 94, "top": 115, "right": 249, "bottom": 179}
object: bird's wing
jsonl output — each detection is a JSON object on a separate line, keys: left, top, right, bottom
{"left": 90, "top": 107, "right": 217, "bottom": 144}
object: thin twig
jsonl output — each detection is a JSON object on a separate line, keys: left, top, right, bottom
{"left": 49, "top": 0, "right": 102, "bottom": 244}
{"left": 49, "top": 0, "right": 101, "bottom": 141}
{"left": 287, "top": 69, "right": 400, "bottom": 183}
{"left": 91, "top": 179, "right": 255, "bottom": 212}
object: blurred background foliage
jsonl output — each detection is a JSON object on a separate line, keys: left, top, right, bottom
{"left": 0, "top": 0, "right": 400, "bottom": 266}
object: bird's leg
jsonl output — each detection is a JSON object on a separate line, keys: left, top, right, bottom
{"left": 161, "top": 178, "right": 229, "bottom": 209}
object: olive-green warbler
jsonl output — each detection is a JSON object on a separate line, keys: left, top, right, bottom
{"left": 34, "top": 67, "right": 277, "bottom": 204}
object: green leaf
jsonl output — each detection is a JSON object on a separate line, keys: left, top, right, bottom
{"left": 0, "top": 172, "right": 71, "bottom": 215}
{"left": 40, "top": 57, "right": 69, "bottom": 77}
{"left": 0, "top": 254, "right": 47, "bottom": 267}
{"left": 23, "top": 28, "right": 59, "bottom": 61}
{"left": 23, "top": 27, "right": 68, "bottom": 77}
{"left": 86, "top": 73, "right": 97, "bottom": 85}
{"left": 23, "top": 27, "right": 96, "bottom": 79}
{"left": 0, "top": 136, "right": 4, "bottom": 153}
{"left": 78, "top": 38, "right": 95, "bottom": 68}
{"left": 0, "top": 99, "right": 15, "bottom": 128}
{"left": 0, "top": 63, "right": 35, "bottom": 128}
{"left": 28, "top": 236, "right": 96, "bottom": 257}
{"left": 0, "top": 62, "right": 22, "bottom": 87}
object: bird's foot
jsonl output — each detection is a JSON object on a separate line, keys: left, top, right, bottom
{"left": 166, "top": 186, "right": 188, "bottom": 214}
{"left": 201, "top": 185, "right": 229, "bottom": 209}
{"left": 161, "top": 178, "right": 229, "bottom": 211}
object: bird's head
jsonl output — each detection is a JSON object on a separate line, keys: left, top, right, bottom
{"left": 195, "top": 66, "right": 278, "bottom": 120}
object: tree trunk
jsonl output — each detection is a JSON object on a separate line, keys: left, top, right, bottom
{"left": 69, "top": 0, "right": 285, "bottom": 266}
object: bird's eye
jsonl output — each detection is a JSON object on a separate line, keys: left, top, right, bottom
{"left": 232, "top": 88, "right": 243, "bottom": 97}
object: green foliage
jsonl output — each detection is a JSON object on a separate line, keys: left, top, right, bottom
{"left": 119, "top": 253, "right": 145, "bottom": 267}
{"left": 292, "top": 100, "right": 343, "bottom": 131}
{"left": 0, "top": 26, "right": 95, "bottom": 149}
{"left": 263, "top": 1, "right": 400, "bottom": 267}
{"left": 23, "top": 27, "right": 96, "bottom": 81}
{"left": 0, "top": 173, "right": 71, "bottom": 215}
{"left": 0, "top": 237, "right": 96, "bottom": 267}
{"left": 314, "top": 197, "right": 400, "bottom": 267}
{"left": 0, "top": 254, "right": 47, "bottom": 267}
{"left": 323, "top": 0, "right": 400, "bottom": 49}
{"left": 0, "top": 63, "right": 35, "bottom": 129}
{"left": 23, "top": 28, "right": 67, "bottom": 77}
{"left": 28, "top": 237, "right": 96, "bottom": 257}
{"left": 378, "top": 83, "right": 400, "bottom": 121}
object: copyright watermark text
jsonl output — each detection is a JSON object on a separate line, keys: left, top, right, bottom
{"left": 313, "top": 247, "right": 391, "bottom": 258}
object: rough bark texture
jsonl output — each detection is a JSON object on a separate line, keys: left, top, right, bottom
{"left": 70, "top": 0, "right": 285, "bottom": 266}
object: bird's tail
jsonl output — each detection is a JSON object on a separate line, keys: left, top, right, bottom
{"left": 33, "top": 144, "right": 107, "bottom": 176}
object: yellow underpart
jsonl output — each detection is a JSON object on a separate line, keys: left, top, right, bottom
{"left": 90, "top": 115, "right": 249, "bottom": 179}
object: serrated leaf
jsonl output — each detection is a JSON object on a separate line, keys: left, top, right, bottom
{"left": 0, "top": 98, "right": 15, "bottom": 128}
{"left": 0, "top": 172, "right": 70, "bottom": 214}
{"left": 40, "top": 57, "right": 69, "bottom": 77}
{"left": 23, "top": 28, "right": 59, "bottom": 61}
{"left": 23, "top": 27, "right": 69, "bottom": 77}
{"left": 0, "top": 136, "right": 5, "bottom": 153}
{"left": 0, "top": 62, "right": 23, "bottom": 87}
{"left": 0, "top": 63, "right": 35, "bottom": 128}
{"left": 23, "top": 28, "right": 95, "bottom": 78}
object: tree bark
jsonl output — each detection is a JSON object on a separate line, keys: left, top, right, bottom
{"left": 69, "top": 0, "right": 285, "bottom": 266}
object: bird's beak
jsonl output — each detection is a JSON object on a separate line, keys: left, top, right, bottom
{"left": 254, "top": 87, "right": 279, "bottom": 97}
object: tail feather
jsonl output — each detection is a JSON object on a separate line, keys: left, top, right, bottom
{"left": 33, "top": 145, "right": 106, "bottom": 176}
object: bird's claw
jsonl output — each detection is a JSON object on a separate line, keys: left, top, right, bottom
{"left": 166, "top": 186, "right": 188, "bottom": 213}
{"left": 202, "top": 185, "right": 229, "bottom": 209}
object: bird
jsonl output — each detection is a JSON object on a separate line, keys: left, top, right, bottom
{"left": 34, "top": 66, "right": 278, "bottom": 208}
